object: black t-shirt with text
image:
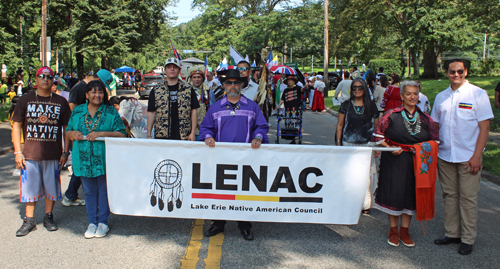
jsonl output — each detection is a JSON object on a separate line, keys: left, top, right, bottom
{"left": 147, "top": 83, "right": 199, "bottom": 140}
{"left": 281, "top": 86, "right": 302, "bottom": 110}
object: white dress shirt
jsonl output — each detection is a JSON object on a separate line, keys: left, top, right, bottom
{"left": 242, "top": 80, "right": 259, "bottom": 101}
{"left": 431, "top": 81, "right": 494, "bottom": 163}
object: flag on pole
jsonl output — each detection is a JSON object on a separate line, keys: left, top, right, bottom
{"left": 204, "top": 56, "right": 209, "bottom": 75}
{"left": 272, "top": 55, "right": 278, "bottom": 66}
{"left": 218, "top": 57, "right": 229, "bottom": 71}
{"left": 230, "top": 45, "right": 245, "bottom": 66}
{"left": 266, "top": 51, "right": 274, "bottom": 67}
{"left": 170, "top": 39, "right": 182, "bottom": 62}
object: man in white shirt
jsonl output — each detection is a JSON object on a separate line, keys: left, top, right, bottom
{"left": 237, "top": 61, "right": 259, "bottom": 101}
{"left": 206, "top": 71, "right": 220, "bottom": 91}
{"left": 334, "top": 71, "right": 352, "bottom": 102}
{"left": 431, "top": 59, "right": 494, "bottom": 255}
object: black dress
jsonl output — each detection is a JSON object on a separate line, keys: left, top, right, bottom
{"left": 374, "top": 111, "right": 431, "bottom": 215}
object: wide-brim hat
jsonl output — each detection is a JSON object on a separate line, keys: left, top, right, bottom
{"left": 219, "top": 69, "right": 248, "bottom": 88}
{"left": 284, "top": 75, "right": 298, "bottom": 84}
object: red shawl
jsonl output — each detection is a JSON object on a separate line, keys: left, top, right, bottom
{"left": 412, "top": 141, "right": 438, "bottom": 222}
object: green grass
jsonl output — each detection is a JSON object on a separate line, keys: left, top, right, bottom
{"left": 0, "top": 107, "right": 10, "bottom": 122}
{"left": 483, "top": 143, "right": 500, "bottom": 176}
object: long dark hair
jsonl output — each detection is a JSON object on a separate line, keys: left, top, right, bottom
{"left": 349, "top": 78, "right": 372, "bottom": 118}
{"left": 85, "top": 80, "right": 110, "bottom": 105}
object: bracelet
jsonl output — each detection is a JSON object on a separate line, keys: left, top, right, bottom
{"left": 62, "top": 151, "right": 70, "bottom": 156}
{"left": 147, "top": 135, "right": 152, "bottom": 138}
{"left": 255, "top": 136, "right": 263, "bottom": 141}
{"left": 14, "top": 151, "right": 23, "bottom": 155}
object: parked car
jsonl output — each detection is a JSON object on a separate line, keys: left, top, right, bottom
{"left": 317, "top": 71, "right": 342, "bottom": 90}
{"left": 138, "top": 73, "right": 164, "bottom": 99}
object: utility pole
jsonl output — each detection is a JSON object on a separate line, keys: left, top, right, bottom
{"left": 323, "top": 0, "right": 329, "bottom": 97}
{"left": 20, "top": 16, "right": 23, "bottom": 66}
{"left": 41, "top": 0, "right": 48, "bottom": 66}
{"left": 483, "top": 33, "right": 487, "bottom": 62}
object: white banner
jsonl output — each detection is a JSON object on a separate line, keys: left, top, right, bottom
{"left": 105, "top": 138, "right": 373, "bottom": 225}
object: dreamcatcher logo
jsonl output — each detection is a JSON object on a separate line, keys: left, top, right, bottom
{"left": 150, "top": 159, "right": 184, "bottom": 212}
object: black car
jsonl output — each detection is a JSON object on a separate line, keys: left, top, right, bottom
{"left": 138, "top": 74, "right": 164, "bottom": 99}
{"left": 317, "top": 71, "right": 342, "bottom": 90}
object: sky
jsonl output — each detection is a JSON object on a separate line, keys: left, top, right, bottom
{"left": 168, "top": 1, "right": 203, "bottom": 25}
{"left": 168, "top": 0, "right": 304, "bottom": 26}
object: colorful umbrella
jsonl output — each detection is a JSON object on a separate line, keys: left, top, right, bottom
{"left": 269, "top": 65, "right": 297, "bottom": 75}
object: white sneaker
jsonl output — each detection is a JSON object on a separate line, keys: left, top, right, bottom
{"left": 85, "top": 223, "right": 97, "bottom": 239}
{"left": 94, "top": 223, "right": 109, "bottom": 238}
{"left": 61, "top": 195, "right": 86, "bottom": 206}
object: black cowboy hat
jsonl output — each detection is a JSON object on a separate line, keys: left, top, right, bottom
{"left": 283, "top": 75, "right": 298, "bottom": 85}
{"left": 219, "top": 69, "right": 248, "bottom": 88}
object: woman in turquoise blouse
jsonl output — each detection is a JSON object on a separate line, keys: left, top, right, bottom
{"left": 66, "top": 80, "right": 126, "bottom": 239}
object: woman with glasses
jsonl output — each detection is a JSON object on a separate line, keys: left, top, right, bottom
{"left": 66, "top": 80, "right": 127, "bottom": 238}
{"left": 336, "top": 78, "right": 379, "bottom": 214}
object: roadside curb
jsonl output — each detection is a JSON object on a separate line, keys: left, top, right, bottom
{"left": 326, "top": 107, "right": 338, "bottom": 117}
{"left": 482, "top": 171, "right": 500, "bottom": 186}
{"left": 0, "top": 146, "right": 13, "bottom": 156}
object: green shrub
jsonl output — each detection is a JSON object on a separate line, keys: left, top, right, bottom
{"left": 367, "top": 59, "right": 402, "bottom": 77}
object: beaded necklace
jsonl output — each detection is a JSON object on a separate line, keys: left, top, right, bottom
{"left": 401, "top": 110, "right": 421, "bottom": 135}
{"left": 351, "top": 100, "right": 364, "bottom": 115}
{"left": 84, "top": 106, "right": 103, "bottom": 133}
{"left": 35, "top": 90, "right": 52, "bottom": 124}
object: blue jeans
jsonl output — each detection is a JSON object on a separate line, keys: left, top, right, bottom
{"left": 65, "top": 174, "right": 82, "bottom": 201}
{"left": 81, "top": 174, "right": 110, "bottom": 225}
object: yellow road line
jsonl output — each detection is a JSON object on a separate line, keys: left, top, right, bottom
{"left": 180, "top": 219, "right": 205, "bottom": 268}
{"left": 204, "top": 232, "right": 225, "bottom": 269}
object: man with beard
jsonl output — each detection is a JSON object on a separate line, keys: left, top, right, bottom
{"left": 199, "top": 69, "right": 269, "bottom": 240}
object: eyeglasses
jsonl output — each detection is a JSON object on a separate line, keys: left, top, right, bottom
{"left": 352, "top": 86, "right": 364, "bottom": 91}
{"left": 224, "top": 80, "right": 242, "bottom": 86}
{"left": 237, "top": 67, "right": 248, "bottom": 72}
{"left": 37, "top": 74, "right": 54, "bottom": 80}
{"left": 448, "top": 69, "right": 465, "bottom": 75}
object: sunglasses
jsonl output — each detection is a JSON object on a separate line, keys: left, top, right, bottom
{"left": 448, "top": 69, "right": 465, "bottom": 75}
{"left": 224, "top": 80, "right": 242, "bottom": 86}
{"left": 37, "top": 74, "right": 54, "bottom": 80}
{"left": 237, "top": 67, "right": 248, "bottom": 72}
{"left": 352, "top": 86, "right": 364, "bottom": 91}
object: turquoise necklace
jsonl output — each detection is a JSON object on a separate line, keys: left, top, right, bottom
{"left": 351, "top": 100, "right": 364, "bottom": 115}
{"left": 401, "top": 110, "right": 421, "bottom": 135}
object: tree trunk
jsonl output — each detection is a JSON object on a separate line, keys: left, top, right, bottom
{"left": 76, "top": 50, "right": 84, "bottom": 79}
{"left": 101, "top": 56, "right": 108, "bottom": 70}
{"left": 412, "top": 50, "right": 420, "bottom": 77}
{"left": 422, "top": 44, "right": 438, "bottom": 79}
{"left": 400, "top": 48, "right": 406, "bottom": 78}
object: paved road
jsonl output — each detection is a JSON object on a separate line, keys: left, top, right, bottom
{"left": 1, "top": 90, "right": 499, "bottom": 268}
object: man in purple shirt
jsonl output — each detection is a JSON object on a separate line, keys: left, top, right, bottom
{"left": 199, "top": 69, "right": 269, "bottom": 240}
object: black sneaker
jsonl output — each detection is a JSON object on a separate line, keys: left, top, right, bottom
{"left": 16, "top": 217, "right": 37, "bottom": 236}
{"left": 43, "top": 213, "right": 58, "bottom": 231}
